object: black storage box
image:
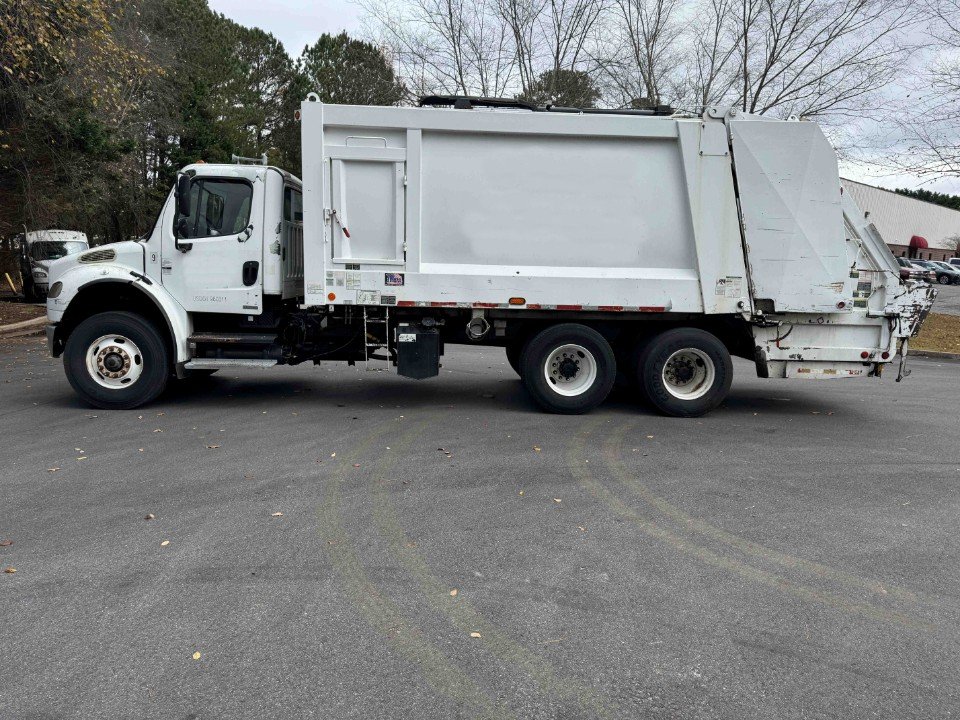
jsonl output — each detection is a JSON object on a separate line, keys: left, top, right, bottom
{"left": 396, "top": 324, "right": 440, "bottom": 379}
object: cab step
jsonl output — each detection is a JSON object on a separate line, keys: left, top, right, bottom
{"left": 188, "top": 332, "right": 278, "bottom": 347}
{"left": 184, "top": 359, "right": 278, "bottom": 369}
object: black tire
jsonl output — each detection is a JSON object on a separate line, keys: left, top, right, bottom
{"left": 635, "top": 328, "right": 732, "bottom": 418}
{"left": 939, "top": 274, "right": 951, "bottom": 285}
{"left": 505, "top": 342, "right": 523, "bottom": 376}
{"left": 520, "top": 324, "right": 616, "bottom": 414}
{"left": 63, "top": 311, "right": 170, "bottom": 410}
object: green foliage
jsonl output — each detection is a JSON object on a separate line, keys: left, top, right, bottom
{"left": 300, "top": 33, "right": 406, "bottom": 106}
{"left": 517, "top": 69, "right": 601, "bottom": 108}
{"left": 894, "top": 188, "right": 960, "bottom": 212}
{"left": 0, "top": 2, "right": 393, "bottom": 244}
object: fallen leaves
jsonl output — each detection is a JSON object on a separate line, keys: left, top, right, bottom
{"left": 271, "top": 512, "right": 283, "bottom": 517}
{"left": 3, "top": 567, "right": 15, "bottom": 574}
{"left": 553, "top": 498, "right": 562, "bottom": 503}
{"left": 437, "top": 447, "right": 452, "bottom": 458}
{"left": 160, "top": 540, "right": 170, "bottom": 547}
{"left": 533, "top": 446, "right": 541, "bottom": 453}
{"left": 206, "top": 445, "right": 220, "bottom": 450}
{"left": 144, "top": 514, "right": 155, "bottom": 521}
{"left": 192, "top": 651, "right": 201, "bottom": 660}
{"left": 469, "top": 631, "right": 482, "bottom": 639}
{"left": 76, "top": 456, "right": 87, "bottom": 461}
{"left": 0, "top": 539, "right": 12, "bottom": 547}
{"left": 449, "top": 588, "right": 458, "bottom": 597}
{"left": 47, "top": 467, "right": 60, "bottom": 473}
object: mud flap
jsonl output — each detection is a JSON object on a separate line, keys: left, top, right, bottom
{"left": 896, "top": 338, "right": 910, "bottom": 382}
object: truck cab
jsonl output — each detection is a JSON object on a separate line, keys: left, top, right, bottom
{"left": 44, "top": 162, "right": 304, "bottom": 408}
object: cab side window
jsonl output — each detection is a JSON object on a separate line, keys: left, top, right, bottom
{"left": 283, "top": 187, "right": 303, "bottom": 224}
{"left": 175, "top": 179, "right": 252, "bottom": 239}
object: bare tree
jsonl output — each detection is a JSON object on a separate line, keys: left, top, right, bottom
{"left": 361, "top": 0, "right": 517, "bottom": 96}
{"left": 731, "top": 0, "right": 921, "bottom": 118}
{"left": 685, "top": 0, "right": 743, "bottom": 108}
{"left": 497, "top": 0, "right": 606, "bottom": 95}
{"left": 893, "top": 0, "right": 960, "bottom": 179}
{"left": 596, "top": 0, "right": 684, "bottom": 106}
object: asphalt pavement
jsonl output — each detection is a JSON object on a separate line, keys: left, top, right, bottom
{"left": 933, "top": 283, "right": 960, "bottom": 316}
{"left": 2, "top": 336, "right": 960, "bottom": 719}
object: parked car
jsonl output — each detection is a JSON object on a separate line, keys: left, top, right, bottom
{"left": 913, "top": 260, "right": 960, "bottom": 285}
{"left": 896, "top": 256, "right": 932, "bottom": 282}
{"left": 949, "top": 257, "right": 960, "bottom": 269}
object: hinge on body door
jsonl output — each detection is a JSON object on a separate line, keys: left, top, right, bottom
{"left": 403, "top": 175, "right": 408, "bottom": 187}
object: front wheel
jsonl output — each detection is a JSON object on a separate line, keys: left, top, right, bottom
{"left": 635, "top": 328, "right": 732, "bottom": 417}
{"left": 63, "top": 311, "right": 170, "bottom": 409}
{"left": 939, "top": 275, "right": 951, "bottom": 285}
{"left": 520, "top": 324, "right": 616, "bottom": 414}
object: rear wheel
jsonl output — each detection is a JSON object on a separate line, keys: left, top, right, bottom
{"left": 635, "top": 328, "right": 732, "bottom": 417}
{"left": 939, "top": 274, "right": 951, "bottom": 285}
{"left": 63, "top": 311, "right": 170, "bottom": 409}
{"left": 520, "top": 324, "right": 616, "bottom": 414}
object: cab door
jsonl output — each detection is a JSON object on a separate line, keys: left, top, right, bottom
{"left": 159, "top": 169, "right": 264, "bottom": 314}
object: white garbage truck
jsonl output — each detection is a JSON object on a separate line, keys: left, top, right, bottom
{"left": 43, "top": 96, "right": 935, "bottom": 416}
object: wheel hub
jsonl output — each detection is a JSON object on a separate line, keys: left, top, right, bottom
{"left": 543, "top": 343, "right": 598, "bottom": 397}
{"left": 86, "top": 335, "right": 144, "bottom": 389}
{"left": 97, "top": 346, "right": 131, "bottom": 379}
{"left": 661, "top": 348, "right": 716, "bottom": 400}
{"left": 557, "top": 356, "right": 580, "bottom": 380}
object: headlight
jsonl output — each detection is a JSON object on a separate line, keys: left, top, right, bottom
{"left": 48, "top": 281, "right": 63, "bottom": 299}
{"left": 33, "top": 270, "right": 48, "bottom": 279}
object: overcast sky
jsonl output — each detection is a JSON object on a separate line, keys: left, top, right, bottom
{"left": 208, "top": 0, "right": 362, "bottom": 56}
{"left": 209, "top": 0, "right": 959, "bottom": 194}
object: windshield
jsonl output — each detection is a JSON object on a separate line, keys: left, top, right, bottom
{"left": 30, "top": 241, "right": 87, "bottom": 261}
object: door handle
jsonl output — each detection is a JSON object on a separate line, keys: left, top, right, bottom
{"left": 242, "top": 261, "right": 259, "bottom": 286}
{"left": 161, "top": 259, "right": 173, "bottom": 269}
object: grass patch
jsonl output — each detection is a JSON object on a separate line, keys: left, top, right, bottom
{"left": 913, "top": 313, "right": 960, "bottom": 354}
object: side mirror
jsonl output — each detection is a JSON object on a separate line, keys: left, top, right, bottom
{"left": 176, "top": 174, "right": 192, "bottom": 217}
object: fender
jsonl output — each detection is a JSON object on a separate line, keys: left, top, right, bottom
{"left": 48, "top": 262, "right": 192, "bottom": 367}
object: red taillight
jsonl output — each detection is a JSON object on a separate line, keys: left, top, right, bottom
{"left": 881, "top": 351, "right": 890, "bottom": 359}
{"left": 860, "top": 351, "right": 870, "bottom": 359}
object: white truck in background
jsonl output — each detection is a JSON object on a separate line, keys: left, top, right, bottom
{"left": 43, "top": 96, "right": 935, "bottom": 417}
{"left": 18, "top": 229, "right": 89, "bottom": 300}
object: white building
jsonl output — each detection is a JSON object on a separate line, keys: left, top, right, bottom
{"left": 841, "top": 179, "right": 960, "bottom": 261}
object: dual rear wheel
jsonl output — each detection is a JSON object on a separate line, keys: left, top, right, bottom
{"left": 510, "top": 324, "right": 732, "bottom": 417}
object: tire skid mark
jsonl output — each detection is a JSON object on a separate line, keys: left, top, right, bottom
{"left": 317, "top": 418, "right": 515, "bottom": 720}
{"left": 568, "top": 418, "right": 930, "bottom": 631}
{"left": 368, "top": 420, "right": 624, "bottom": 720}
{"left": 603, "top": 421, "right": 921, "bottom": 605}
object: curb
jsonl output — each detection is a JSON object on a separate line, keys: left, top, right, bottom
{"left": 911, "top": 350, "right": 960, "bottom": 361}
{"left": 0, "top": 315, "right": 45, "bottom": 339}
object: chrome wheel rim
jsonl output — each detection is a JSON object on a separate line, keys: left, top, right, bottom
{"left": 86, "top": 334, "right": 143, "bottom": 389}
{"left": 543, "top": 343, "right": 597, "bottom": 397}
{"left": 662, "top": 348, "right": 715, "bottom": 400}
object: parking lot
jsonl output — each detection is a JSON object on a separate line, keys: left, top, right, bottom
{"left": 932, "top": 282, "right": 960, "bottom": 316}
{"left": 2, "top": 336, "right": 960, "bottom": 718}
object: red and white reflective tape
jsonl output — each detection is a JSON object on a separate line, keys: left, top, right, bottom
{"left": 395, "top": 300, "right": 666, "bottom": 312}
